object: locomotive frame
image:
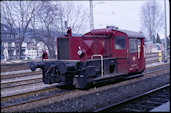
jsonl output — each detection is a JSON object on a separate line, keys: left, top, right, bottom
{"left": 30, "top": 26, "right": 146, "bottom": 89}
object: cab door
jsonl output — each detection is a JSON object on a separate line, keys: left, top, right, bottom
{"left": 138, "top": 38, "right": 146, "bottom": 72}
{"left": 128, "top": 38, "right": 139, "bottom": 73}
{"left": 112, "top": 33, "right": 128, "bottom": 73}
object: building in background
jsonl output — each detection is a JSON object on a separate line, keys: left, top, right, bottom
{"left": 1, "top": 24, "right": 48, "bottom": 61}
{"left": 1, "top": 23, "right": 18, "bottom": 61}
{"left": 1, "top": 23, "right": 84, "bottom": 61}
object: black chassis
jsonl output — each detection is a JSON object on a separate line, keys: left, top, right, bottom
{"left": 30, "top": 58, "right": 118, "bottom": 89}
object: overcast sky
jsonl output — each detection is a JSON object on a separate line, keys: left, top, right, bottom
{"left": 77, "top": 0, "right": 170, "bottom": 39}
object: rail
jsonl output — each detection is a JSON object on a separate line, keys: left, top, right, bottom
{"left": 91, "top": 54, "right": 104, "bottom": 78}
{"left": 94, "top": 83, "right": 170, "bottom": 112}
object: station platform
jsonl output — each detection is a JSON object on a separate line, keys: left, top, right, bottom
{"left": 150, "top": 101, "right": 170, "bottom": 112}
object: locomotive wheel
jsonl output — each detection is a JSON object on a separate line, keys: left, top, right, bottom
{"left": 44, "top": 64, "right": 61, "bottom": 84}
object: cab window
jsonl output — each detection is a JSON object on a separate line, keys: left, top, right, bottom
{"left": 115, "top": 36, "right": 126, "bottom": 49}
{"left": 129, "top": 39, "right": 137, "bottom": 52}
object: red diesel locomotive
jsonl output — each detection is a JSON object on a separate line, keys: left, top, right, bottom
{"left": 30, "top": 26, "right": 146, "bottom": 89}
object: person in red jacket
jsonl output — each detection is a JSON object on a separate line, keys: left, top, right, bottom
{"left": 42, "top": 50, "right": 48, "bottom": 60}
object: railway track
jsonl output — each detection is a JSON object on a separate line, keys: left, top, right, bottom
{"left": 146, "top": 58, "right": 159, "bottom": 65}
{"left": 94, "top": 83, "right": 170, "bottom": 112}
{"left": 1, "top": 59, "right": 169, "bottom": 93}
{"left": 1, "top": 61, "right": 168, "bottom": 90}
{"left": 1, "top": 76, "right": 42, "bottom": 89}
{"left": 1, "top": 62, "right": 170, "bottom": 112}
{"left": 145, "top": 54, "right": 159, "bottom": 59}
{"left": 1, "top": 70, "right": 41, "bottom": 79}
{"left": 1, "top": 86, "right": 78, "bottom": 112}
{"left": 1, "top": 84, "right": 58, "bottom": 101}
{"left": 1, "top": 69, "right": 42, "bottom": 89}
{"left": 1, "top": 60, "right": 169, "bottom": 90}
{"left": 1, "top": 62, "right": 30, "bottom": 73}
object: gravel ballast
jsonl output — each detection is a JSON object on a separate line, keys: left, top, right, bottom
{"left": 22, "top": 69, "right": 170, "bottom": 112}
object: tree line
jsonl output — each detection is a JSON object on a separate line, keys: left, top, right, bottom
{"left": 1, "top": 1, "right": 169, "bottom": 60}
{"left": 140, "top": 0, "right": 165, "bottom": 44}
{"left": 1, "top": 1, "right": 89, "bottom": 59}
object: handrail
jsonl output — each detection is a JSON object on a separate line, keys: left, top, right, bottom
{"left": 143, "top": 45, "right": 145, "bottom": 58}
{"left": 138, "top": 45, "right": 140, "bottom": 59}
{"left": 91, "top": 54, "right": 104, "bottom": 78}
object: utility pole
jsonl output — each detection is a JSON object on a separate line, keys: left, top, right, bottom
{"left": 164, "top": 0, "right": 168, "bottom": 62}
{"left": 152, "top": 0, "right": 155, "bottom": 44}
{"left": 89, "top": 0, "right": 94, "bottom": 30}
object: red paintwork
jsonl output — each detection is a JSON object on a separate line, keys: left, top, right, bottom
{"left": 57, "top": 28, "right": 145, "bottom": 74}
{"left": 70, "top": 37, "right": 82, "bottom": 60}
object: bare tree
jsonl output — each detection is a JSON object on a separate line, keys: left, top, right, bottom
{"left": 31, "top": 1, "right": 89, "bottom": 58}
{"left": 1, "top": 1, "right": 41, "bottom": 59}
{"left": 58, "top": 2, "right": 90, "bottom": 34}
{"left": 1, "top": 2, "right": 19, "bottom": 60}
{"left": 140, "top": 1, "right": 164, "bottom": 42}
{"left": 31, "top": 1, "right": 60, "bottom": 58}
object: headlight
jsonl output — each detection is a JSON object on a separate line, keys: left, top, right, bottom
{"left": 77, "top": 50, "right": 83, "bottom": 56}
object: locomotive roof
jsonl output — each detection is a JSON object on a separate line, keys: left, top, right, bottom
{"left": 84, "top": 28, "right": 145, "bottom": 38}
{"left": 115, "top": 29, "right": 145, "bottom": 38}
